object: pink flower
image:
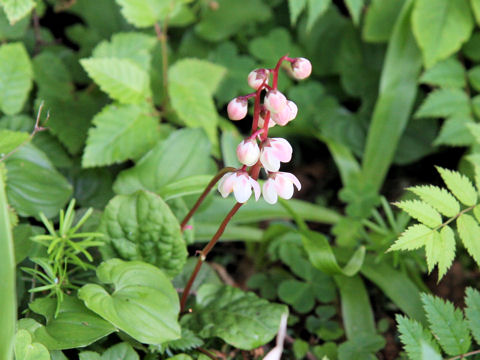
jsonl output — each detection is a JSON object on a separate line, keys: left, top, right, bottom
{"left": 227, "top": 97, "right": 248, "bottom": 120}
{"left": 263, "top": 172, "right": 301, "bottom": 204}
{"left": 218, "top": 171, "right": 260, "bottom": 203}
{"left": 247, "top": 69, "right": 269, "bottom": 90}
{"left": 260, "top": 138, "right": 292, "bottom": 172}
{"left": 237, "top": 139, "right": 260, "bottom": 166}
{"left": 257, "top": 109, "right": 275, "bottom": 129}
{"left": 264, "top": 90, "right": 287, "bottom": 114}
{"left": 271, "top": 100, "right": 297, "bottom": 126}
{"left": 291, "top": 57, "right": 312, "bottom": 80}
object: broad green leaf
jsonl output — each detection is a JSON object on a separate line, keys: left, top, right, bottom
{"left": 13, "top": 224, "right": 43, "bottom": 264}
{"left": 361, "top": 0, "right": 422, "bottom": 191}
{"left": 79, "top": 352, "right": 101, "bottom": 360}
{"left": 422, "top": 293, "right": 471, "bottom": 355}
{"left": 362, "top": 0, "right": 405, "bottom": 43}
{"left": 0, "top": 129, "right": 28, "bottom": 155}
{"left": 437, "top": 166, "right": 477, "bottom": 206}
{"left": 158, "top": 175, "right": 211, "bottom": 201}
{"left": 288, "top": 0, "right": 306, "bottom": 25}
{"left": 195, "top": 0, "right": 271, "bottom": 42}
{"left": 345, "top": 0, "right": 364, "bottom": 25}
{"left": 0, "top": 7, "right": 28, "bottom": 40}
{"left": 14, "top": 330, "right": 49, "bottom": 360}
{"left": 82, "top": 103, "right": 160, "bottom": 167}
{"left": 81, "top": 58, "right": 150, "bottom": 104}
{"left": 102, "top": 343, "right": 138, "bottom": 360}
{"left": 28, "top": 296, "right": 115, "bottom": 350}
{"left": 471, "top": 0, "right": 480, "bottom": 25}
{"left": 78, "top": 259, "right": 181, "bottom": 344}
{"left": 396, "top": 315, "right": 440, "bottom": 360}
{"left": 457, "top": 213, "right": 480, "bottom": 266}
{"left": 409, "top": 185, "right": 460, "bottom": 217}
{"left": 412, "top": 0, "right": 474, "bottom": 68}
{"left": 186, "top": 284, "right": 287, "bottom": 350}
{"left": 469, "top": 65, "right": 480, "bottom": 92}
{"left": 463, "top": 32, "right": 480, "bottom": 61}
{"left": 388, "top": 224, "right": 432, "bottom": 251}
{"left": 306, "top": 0, "right": 331, "bottom": 32}
{"left": 415, "top": 88, "right": 470, "bottom": 119}
{"left": 337, "top": 333, "right": 385, "bottom": 360}
{"left": 33, "top": 52, "right": 73, "bottom": 101}
{"left": 5, "top": 144, "right": 72, "bottom": 218}
{"left": 92, "top": 32, "right": 156, "bottom": 70}
{"left": 248, "top": 28, "right": 302, "bottom": 66}
{"left": 113, "top": 128, "right": 215, "bottom": 195}
{"left": 194, "top": 222, "right": 263, "bottom": 242}
{"left": 99, "top": 190, "right": 187, "bottom": 277}
{"left": 465, "top": 287, "right": 480, "bottom": 344}
{"left": 0, "top": 0, "right": 34, "bottom": 24}
{"left": 278, "top": 279, "right": 315, "bottom": 313}
{"left": 425, "top": 226, "right": 455, "bottom": 279}
{"left": 395, "top": 200, "right": 442, "bottom": 228}
{"left": 0, "top": 42, "right": 32, "bottom": 115}
{"left": 434, "top": 116, "right": 475, "bottom": 146}
{"left": 419, "top": 57, "right": 465, "bottom": 88}
{"left": 115, "top": 0, "right": 183, "bottom": 27}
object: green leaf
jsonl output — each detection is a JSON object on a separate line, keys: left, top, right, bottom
{"left": 469, "top": 65, "right": 480, "bottom": 92}
{"left": 195, "top": 0, "right": 271, "bottom": 42}
{"left": 395, "top": 200, "right": 442, "bottom": 228}
{"left": 0, "top": 42, "right": 32, "bottom": 115}
{"left": 463, "top": 32, "right": 480, "bottom": 61}
{"left": 0, "top": 0, "right": 34, "bottom": 24}
{"left": 306, "top": 0, "right": 331, "bottom": 32}
{"left": 81, "top": 58, "right": 150, "bottom": 104}
{"left": 415, "top": 88, "right": 470, "bottom": 119}
{"left": 345, "top": 0, "right": 364, "bottom": 25}
{"left": 337, "top": 333, "right": 385, "bottom": 360}
{"left": 82, "top": 103, "right": 160, "bottom": 167}
{"left": 0, "top": 7, "right": 28, "bottom": 40}
{"left": 437, "top": 166, "right": 477, "bottom": 206}
{"left": 278, "top": 279, "right": 315, "bottom": 313}
{"left": 419, "top": 57, "right": 465, "bottom": 88}
{"left": 5, "top": 144, "right": 72, "bottom": 218}
{"left": 412, "top": 0, "right": 474, "bottom": 68}
{"left": 362, "top": 0, "right": 405, "bottom": 43}
{"left": 115, "top": 0, "right": 184, "bottom": 28}
{"left": 0, "top": 129, "right": 28, "bottom": 155}
{"left": 78, "top": 259, "right": 181, "bottom": 344}
{"left": 457, "top": 213, "right": 480, "bottom": 266}
{"left": 408, "top": 185, "right": 460, "bottom": 217}
{"left": 473, "top": 0, "right": 480, "bottom": 25}
{"left": 434, "top": 116, "right": 475, "bottom": 146}
{"left": 99, "top": 190, "right": 187, "bottom": 277}
{"left": 102, "top": 343, "right": 138, "bottom": 360}
{"left": 79, "top": 351, "right": 101, "bottom": 360}
{"left": 248, "top": 28, "right": 302, "bottom": 66}
{"left": 422, "top": 293, "right": 471, "bottom": 355}
{"left": 396, "top": 315, "right": 440, "bottom": 360}
{"left": 113, "top": 128, "right": 214, "bottom": 195}
{"left": 28, "top": 296, "right": 115, "bottom": 350}
{"left": 388, "top": 224, "right": 432, "bottom": 251}
{"left": 465, "top": 287, "right": 480, "bottom": 344}
{"left": 185, "top": 284, "right": 287, "bottom": 350}
{"left": 426, "top": 226, "right": 456, "bottom": 279}
{"left": 157, "top": 175, "right": 211, "bottom": 201}
{"left": 33, "top": 52, "right": 73, "bottom": 101}
{"left": 288, "top": 0, "right": 306, "bottom": 25}
{"left": 14, "top": 330, "right": 50, "bottom": 360}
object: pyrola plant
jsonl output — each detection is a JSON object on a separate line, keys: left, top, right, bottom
{"left": 179, "top": 55, "right": 312, "bottom": 312}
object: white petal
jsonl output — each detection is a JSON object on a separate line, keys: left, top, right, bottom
{"left": 270, "top": 138, "right": 292, "bottom": 162}
{"left": 262, "top": 179, "right": 278, "bottom": 204}
{"left": 248, "top": 177, "right": 261, "bottom": 201}
{"left": 275, "top": 176, "right": 294, "bottom": 200}
{"left": 279, "top": 172, "right": 301, "bottom": 191}
{"left": 233, "top": 175, "right": 252, "bottom": 203}
{"left": 260, "top": 148, "right": 280, "bottom": 172}
{"left": 218, "top": 172, "right": 235, "bottom": 198}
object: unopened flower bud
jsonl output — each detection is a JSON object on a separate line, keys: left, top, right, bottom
{"left": 227, "top": 97, "right": 248, "bottom": 120}
{"left": 264, "top": 90, "right": 287, "bottom": 114}
{"left": 271, "top": 100, "right": 298, "bottom": 126}
{"left": 236, "top": 139, "right": 260, "bottom": 166}
{"left": 291, "top": 58, "right": 312, "bottom": 80}
{"left": 247, "top": 69, "right": 269, "bottom": 90}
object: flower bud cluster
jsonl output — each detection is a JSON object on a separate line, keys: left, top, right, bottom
{"left": 219, "top": 56, "right": 312, "bottom": 204}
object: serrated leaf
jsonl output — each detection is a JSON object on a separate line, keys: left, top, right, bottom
{"left": 457, "top": 213, "right": 480, "bottom": 266}
{"left": 14, "top": 329, "right": 50, "bottom": 360}
{"left": 185, "top": 284, "right": 288, "bottom": 350}
{"left": 395, "top": 200, "right": 442, "bottom": 228}
{"left": 437, "top": 166, "right": 477, "bottom": 206}
{"left": 397, "top": 315, "right": 441, "bottom": 360}
{"left": 409, "top": 185, "right": 460, "bottom": 217}
{"left": 389, "top": 224, "right": 432, "bottom": 251}
{"left": 0, "top": 42, "right": 32, "bottom": 115}
{"left": 412, "top": 0, "right": 474, "bottom": 68}
{"left": 78, "top": 259, "right": 181, "bottom": 344}
{"left": 33, "top": 52, "right": 73, "bottom": 101}
{"left": 99, "top": 190, "right": 187, "bottom": 278}
{"left": 422, "top": 293, "right": 471, "bottom": 355}
{"left": 115, "top": 0, "right": 183, "bottom": 28}
{"left": 465, "top": 287, "right": 480, "bottom": 344}
{"left": 0, "top": 0, "right": 34, "bottom": 24}
{"left": 424, "top": 227, "right": 456, "bottom": 279}
{"left": 102, "top": 343, "right": 138, "bottom": 360}
{"left": 434, "top": 116, "right": 475, "bottom": 146}
{"left": 306, "top": 0, "right": 331, "bottom": 32}
{"left": 415, "top": 88, "right": 470, "bottom": 119}
{"left": 81, "top": 58, "right": 150, "bottom": 104}
{"left": 288, "top": 0, "right": 306, "bottom": 25}
{"left": 345, "top": 0, "right": 364, "bottom": 25}
{"left": 0, "top": 129, "right": 28, "bottom": 155}
{"left": 163, "top": 328, "right": 203, "bottom": 352}
{"left": 419, "top": 57, "right": 465, "bottom": 88}
{"left": 82, "top": 103, "right": 160, "bottom": 167}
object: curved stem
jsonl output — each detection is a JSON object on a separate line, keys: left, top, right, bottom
{"left": 180, "top": 167, "right": 237, "bottom": 231}
{"left": 448, "top": 348, "right": 480, "bottom": 360}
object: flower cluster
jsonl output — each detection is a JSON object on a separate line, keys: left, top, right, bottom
{"left": 218, "top": 56, "right": 311, "bottom": 204}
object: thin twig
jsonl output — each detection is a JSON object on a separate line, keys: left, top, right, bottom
{"left": 448, "top": 348, "right": 480, "bottom": 360}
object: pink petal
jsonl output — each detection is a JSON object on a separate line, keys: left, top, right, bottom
{"left": 218, "top": 172, "right": 235, "bottom": 198}
{"left": 270, "top": 138, "right": 292, "bottom": 162}
{"left": 275, "top": 175, "right": 294, "bottom": 200}
{"left": 278, "top": 172, "right": 301, "bottom": 191}
{"left": 233, "top": 175, "right": 252, "bottom": 203}
{"left": 262, "top": 179, "right": 278, "bottom": 204}
{"left": 260, "top": 148, "right": 280, "bottom": 172}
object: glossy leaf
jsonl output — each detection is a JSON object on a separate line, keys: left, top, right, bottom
{"left": 78, "top": 259, "right": 181, "bottom": 344}
{"left": 0, "top": 129, "right": 28, "bottom": 155}
{"left": 102, "top": 343, "right": 138, "bottom": 360}
{"left": 14, "top": 330, "right": 50, "bottom": 360}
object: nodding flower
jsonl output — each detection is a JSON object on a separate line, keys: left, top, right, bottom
{"left": 291, "top": 57, "right": 312, "bottom": 80}
{"left": 271, "top": 100, "right": 297, "bottom": 126}
{"left": 260, "top": 138, "right": 293, "bottom": 172}
{"left": 227, "top": 97, "right": 248, "bottom": 120}
{"left": 237, "top": 139, "right": 260, "bottom": 166}
{"left": 264, "top": 89, "right": 287, "bottom": 114}
{"left": 218, "top": 171, "right": 261, "bottom": 203}
{"left": 262, "top": 172, "right": 301, "bottom": 204}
